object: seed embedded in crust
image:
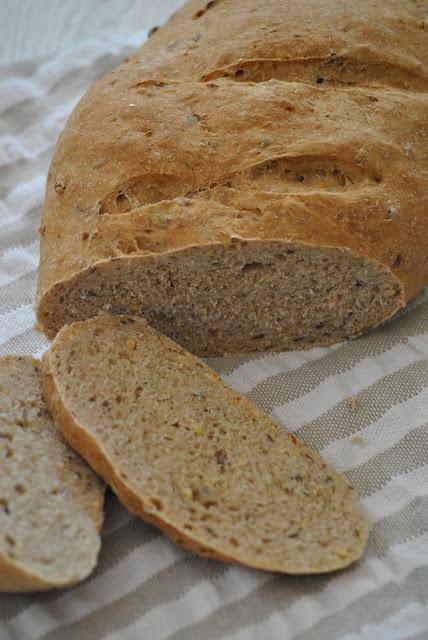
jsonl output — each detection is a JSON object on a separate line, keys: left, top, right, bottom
{"left": 180, "top": 487, "right": 194, "bottom": 500}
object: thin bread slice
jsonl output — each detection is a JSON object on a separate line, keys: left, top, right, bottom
{"left": 42, "top": 316, "right": 368, "bottom": 574}
{"left": 0, "top": 356, "right": 104, "bottom": 592}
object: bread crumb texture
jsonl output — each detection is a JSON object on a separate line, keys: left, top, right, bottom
{"left": 0, "top": 356, "right": 104, "bottom": 592}
{"left": 43, "top": 316, "right": 368, "bottom": 574}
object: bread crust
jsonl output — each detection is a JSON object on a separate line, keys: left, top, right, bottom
{"left": 0, "top": 555, "right": 58, "bottom": 593}
{"left": 37, "top": 0, "right": 428, "bottom": 350}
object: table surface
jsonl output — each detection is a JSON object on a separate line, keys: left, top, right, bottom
{"left": 0, "top": 0, "right": 184, "bottom": 64}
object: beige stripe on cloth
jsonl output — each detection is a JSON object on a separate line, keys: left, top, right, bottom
{"left": 0, "top": 26, "right": 427, "bottom": 640}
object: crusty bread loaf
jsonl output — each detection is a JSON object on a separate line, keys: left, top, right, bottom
{"left": 42, "top": 315, "right": 368, "bottom": 574}
{"left": 0, "top": 356, "right": 104, "bottom": 592}
{"left": 36, "top": 0, "right": 428, "bottom": 356}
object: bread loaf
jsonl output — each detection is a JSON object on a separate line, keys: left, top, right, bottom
{"left": 37, "top": 0, "right": 428, "bottom": 356}
{"left": 0, "top": 356, "right": 104, "bottom": 592}
{"left": 42, "top": 315, "right": 368, "bottom": 574}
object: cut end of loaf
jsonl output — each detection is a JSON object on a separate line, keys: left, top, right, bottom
{"left": 37, "top": 240, "right": 404, "bottom": 356}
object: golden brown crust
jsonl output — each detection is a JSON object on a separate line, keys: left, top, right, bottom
{"left": 37, "top": 0, "right": 428, "bottom": 347}
{"left": 0, "top": 556, "right": 54, "bottom": 593}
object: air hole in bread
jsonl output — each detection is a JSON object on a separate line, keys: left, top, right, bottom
{"left": 0, "top": 498, "right": 10, "bottom": 514}
{"left": 100, "top": 174, "right": 190, "bottom": 214}
{"left": 5, "top": 534, "right": 16, "bottom": 547}
{"left": 242, "top": 261, "right": 263, "bottom": 273}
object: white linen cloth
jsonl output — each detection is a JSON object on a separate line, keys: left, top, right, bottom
{"left": 0, "top": 30, "right": 427, "bottom": 640}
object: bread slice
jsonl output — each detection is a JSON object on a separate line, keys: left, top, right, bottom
{"left": 0, "top": 356, "right": 104, "bottom": 592}
{"left": 42, "top": 316, "right": 367, "bottom": 574}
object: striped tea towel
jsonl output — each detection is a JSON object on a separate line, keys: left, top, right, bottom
{"left": 0, "top": 29, "right": 427, "bottom": 640}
